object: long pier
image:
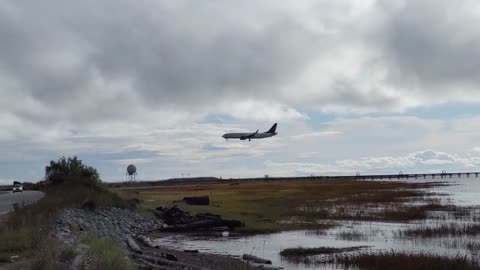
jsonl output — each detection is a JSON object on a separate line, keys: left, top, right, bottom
{"left": 109, "top": 171, "right": 480, "bottom": 188}
{"left": 352, "top": 171, "right": 480, "bottom": 181}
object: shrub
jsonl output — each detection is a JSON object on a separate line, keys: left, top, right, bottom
{"left": 45, "top": 156, "right": 100, "bottom": 187}
{"left": 81, "top": 233, "right": 134, "bottom": 270}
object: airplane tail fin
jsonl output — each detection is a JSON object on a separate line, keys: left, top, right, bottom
{"left": 266, "top": 123, "right": 277, "bottom": 134}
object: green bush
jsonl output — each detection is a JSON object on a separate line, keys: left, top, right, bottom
{"left": 45, "top": 156, "right": 100, "bottom": 187}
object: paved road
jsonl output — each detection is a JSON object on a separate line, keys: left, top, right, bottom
{"left": 0, "top": 190, "right": 44, "bottom": 216}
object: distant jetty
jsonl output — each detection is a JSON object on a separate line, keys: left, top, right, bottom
{"left": 107, "top": 171, "right": 480, "bottom": 188}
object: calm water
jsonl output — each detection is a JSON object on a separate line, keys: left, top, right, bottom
{"left": 154, "top": 177, "right": 480, "bottom": 269}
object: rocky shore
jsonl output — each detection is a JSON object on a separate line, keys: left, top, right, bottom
{"left": 54, "top": 207, "right": 164, "bottom": 247}
{"left": 53, "top": 207, "right": 274, "bottom": 270}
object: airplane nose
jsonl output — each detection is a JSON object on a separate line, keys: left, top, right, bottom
{"left": 222, "top": 134, "right": 226, "bottom": 138}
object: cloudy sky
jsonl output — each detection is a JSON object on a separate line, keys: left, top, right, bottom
{"left": 3, "top": 0, "right": 480, "bottom": 184}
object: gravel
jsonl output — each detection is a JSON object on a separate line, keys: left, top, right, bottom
{"left": 54, "top": 207, "right": 164, "bottom": 247}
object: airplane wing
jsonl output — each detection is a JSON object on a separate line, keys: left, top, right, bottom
{"left": 240, "top": 129, "right": 259, "bottom": 140}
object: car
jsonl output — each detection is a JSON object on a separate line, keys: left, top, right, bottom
{"left": 12, "top": 184, "right": 23, "bottom": 193}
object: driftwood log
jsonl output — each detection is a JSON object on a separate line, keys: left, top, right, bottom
{"left": 126, "top": 235, "right": 142, "bottom": 254}
{"left": 155, "top": 206, "right": 193, "bottom": 225}
{"left": 183, "top": 196, "right": 210, "bottom": 205}
{"left": 242, "top": 254, "right": 272, "bottom": 264}
{"left": 160, "top": 219, "right": 243, "bottom": 232}
{"left": 244, "top": 264, "right": 283, "bottom": 270}
{"left": 131, "top": 253, "right": 210, "bottom": 270}
{"left": 137, "top": 235, "right": 159, "bottom": 248}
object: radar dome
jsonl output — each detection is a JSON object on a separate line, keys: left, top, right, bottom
{"left": 127, "top": 164, "right": 137, "bottom": 175}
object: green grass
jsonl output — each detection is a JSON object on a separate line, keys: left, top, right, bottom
{"left": 59, "top": 247, "right": 76, "bottom": 263}
{"left": 114, "top": 180, "right": 448, "bottom": 233}
{"left": 80, "top": 233, "right": 134, "bottom": 270}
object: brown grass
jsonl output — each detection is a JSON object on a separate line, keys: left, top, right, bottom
{"left": 336, "top": 230, "right": 368, "bottom": 241}
{"left": 26, "top": 239, "right": 64, "bottom": 270}
{"left": 327, "top": 251, "right": 480, "bottom": 270}
{"left": 114, "top": 179, "right": 450, "bottom": 232}
{"left": 396, "top": 223, "right": 480, "bottom": 238}
{"left": 280, "top": 246, "right": 369, "bottom": 260}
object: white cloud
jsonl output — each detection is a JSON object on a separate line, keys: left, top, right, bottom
{"left": 266, "top": 149, "right": 480, "bottom": 176}
{"left": 291, "top": 131, "right": 341, "bottom": 140}
{"left": 218, "top": 100, "right": 308, "bottom": 121}
{"left": 3, "top": 1, "right": 480, "bottom": 182}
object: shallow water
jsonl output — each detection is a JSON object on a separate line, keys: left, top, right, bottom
{"left": 153, "top": 177, "right": 480, "bottom": 269}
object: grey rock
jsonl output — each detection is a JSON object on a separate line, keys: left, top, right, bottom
{"left": 70, "top": 254, "right": 84, "bottom": 270}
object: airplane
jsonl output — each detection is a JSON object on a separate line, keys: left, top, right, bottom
{"left": 222, "top": 123, "right": 278, "bottom": 141}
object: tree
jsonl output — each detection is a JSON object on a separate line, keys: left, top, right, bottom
{"left": 45, "top": 156, "right": 100, "bottom": 186}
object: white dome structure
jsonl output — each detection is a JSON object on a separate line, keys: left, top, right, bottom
{"left": 126, "top": 164, "right": 138, "bottom": 182}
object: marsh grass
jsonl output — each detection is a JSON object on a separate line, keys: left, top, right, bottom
{"left": 327, "top": 251, "right": 480, "bottom": 270}
{"left": 467, "top": 242, "right": 480, "bottom": 253}
{"left": 115, "top": 180, "right": 451, "bottom": 232}
{"left": 336, "top": 230, "right": 369, "bottom": 241}
{"left": 396, "top": 223, "right": 480, "bottom": 238}
{"left": 280, "top": 246, "right": 369, "bottom": 258}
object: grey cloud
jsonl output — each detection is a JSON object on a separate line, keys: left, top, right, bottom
{"left": 380, "top": 0, "right": 480, "bottom": 92}
{"left": 2, "top": 0, "right": 480, "bottom": 123}
{"left": 5, "top": 1, "right": 480, "bottom": 182}
{"left": 0, "top": 0, "right": 320, "bottom": 127}
{"left": 328, "top": 79, "right": 402, "bottom": 111}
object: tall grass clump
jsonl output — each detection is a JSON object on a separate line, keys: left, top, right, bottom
{"left": 330, "top": 251, "right": 480, "bottom": 270}
{"left": 396, "top": 223, "right": 480, "bottom": 238}
{"left": 81, "top": 233, "right": 134, "bottom": 270}
{"left": 26, "top": 239, "right": 64, "bottom": 270}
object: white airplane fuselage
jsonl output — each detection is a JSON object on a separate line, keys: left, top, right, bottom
{"left": 222, "top": 123, "right": 278, "bottom": 141}
{"left": 222, "top": 132, "right": 276, "bottom": 140}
